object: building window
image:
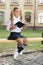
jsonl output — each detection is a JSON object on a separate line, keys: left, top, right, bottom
{"left": 0, "top": 0, "right": 5, "bottom": 3}
{"left": 25, "top": 0, "right": 32, "bottom": 4}
{"left": 11, "top": 0, "right": 18, "bottom": 3}
{"left": 0, "top": 0, "right": 2, "bottom": 2}
{"left": 0, "top": 11, "right": 4, "bottom": 23}
{"left": 39, "top": 0, "right": 43, "bottom": 3}
{"left": 25, "top": 12, "right": 31, "bottom": 23}
{"left": 38, "top": 12, "right": 43, "bottom": 23}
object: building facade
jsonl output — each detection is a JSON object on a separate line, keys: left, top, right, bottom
{"left": 0, "top": 0, "right": 43, "bottom": 28}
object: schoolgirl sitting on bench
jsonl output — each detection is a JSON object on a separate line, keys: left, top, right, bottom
{"left": 7, "top": 7, "right": 28, "bottom": 59}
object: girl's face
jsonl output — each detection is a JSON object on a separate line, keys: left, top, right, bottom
{"left": 13, "top": 9, "right": 20, "bottom": 18}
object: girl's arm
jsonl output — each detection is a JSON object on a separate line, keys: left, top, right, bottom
{"left": 7, "top": 20, "right": 11, "bottom": 31}
{"left": 7, "top": 20, "right": 17, "bottom": 31}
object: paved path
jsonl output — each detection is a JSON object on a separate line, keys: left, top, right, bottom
{"left": 0, "top": 52, "right": 43, "bottom": 65}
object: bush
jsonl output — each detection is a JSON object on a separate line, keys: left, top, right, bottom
{"left": 0, "top": 22, "right": 3, "bottom": 27}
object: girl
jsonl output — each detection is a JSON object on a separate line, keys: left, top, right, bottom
{"left": 7, "top": 7, "right": 28, "bottom": 59}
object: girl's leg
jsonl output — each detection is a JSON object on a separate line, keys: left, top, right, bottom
{"left": 16, "top": 38, "right": 28, "bottom": 53}
{"left": 14, "top": 38, "right": 24, "bottom": 59}
{"left": 17, "top": 38, "right": 24, "bottom": 46}
{"left": 14, "top": 38, "right": 28, "bottom": 59}
{"left": 23, "top": 38, "right": 28, "bottom": 46}
{"left": 16, "top": 38, "right": 24, "bottom": 53}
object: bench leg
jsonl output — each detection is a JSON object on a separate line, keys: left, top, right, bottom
{"left": 41, "top": 33, "right": 43, "bottom": 45}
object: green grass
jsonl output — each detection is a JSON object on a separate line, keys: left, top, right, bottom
{"left": 0, "top": 28, "right": 43, "bottom": 38}
{"left": 0, "top": 28, "right": 43, "bottom": 53}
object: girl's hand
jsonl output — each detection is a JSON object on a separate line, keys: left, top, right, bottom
{"left": 10, "top": 25, "right": 17, "bottom": 30}
{"left": 21, "top": 25, "right": 27, "bottom": 30}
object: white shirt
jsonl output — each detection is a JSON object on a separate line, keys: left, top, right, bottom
{"left": 7, "top": 16, "right": 22, "bottom": 32}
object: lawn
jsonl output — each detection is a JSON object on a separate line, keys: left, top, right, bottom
{"left": 0, "top": 28, "right": 43, "bottom": 53}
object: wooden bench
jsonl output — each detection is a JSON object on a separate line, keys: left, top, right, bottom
{"left": 0, "top": 38, "right": 43, "bottom": 43}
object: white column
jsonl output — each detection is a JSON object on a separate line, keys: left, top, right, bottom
{"left": 4, "top": 0, "right": 11, "bottom": 25}
{"left": 33, "top": 0, "right": 37, "bottom": 29}
{"left": 17, "top": 0, "right": 25, "bottom": 22}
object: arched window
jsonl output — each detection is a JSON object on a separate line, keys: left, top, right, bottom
{"left": 25, "top": 12, "right": 31, "bottom": 23}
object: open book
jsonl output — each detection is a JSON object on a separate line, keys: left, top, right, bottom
{"left": 15, "top": 21, "right": 25, "bottom": 28}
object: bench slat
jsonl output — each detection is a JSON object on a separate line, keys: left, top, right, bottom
{"left": 0, "top": 38, "right": 43, "bottom": 43}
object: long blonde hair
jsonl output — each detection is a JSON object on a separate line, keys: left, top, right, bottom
{"left": 10, "top": 7, "right": 22, "bottom": 24}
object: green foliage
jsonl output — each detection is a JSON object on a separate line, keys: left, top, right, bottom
{"left": 0, "top": 21, "right": 2, "bottom": 27}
